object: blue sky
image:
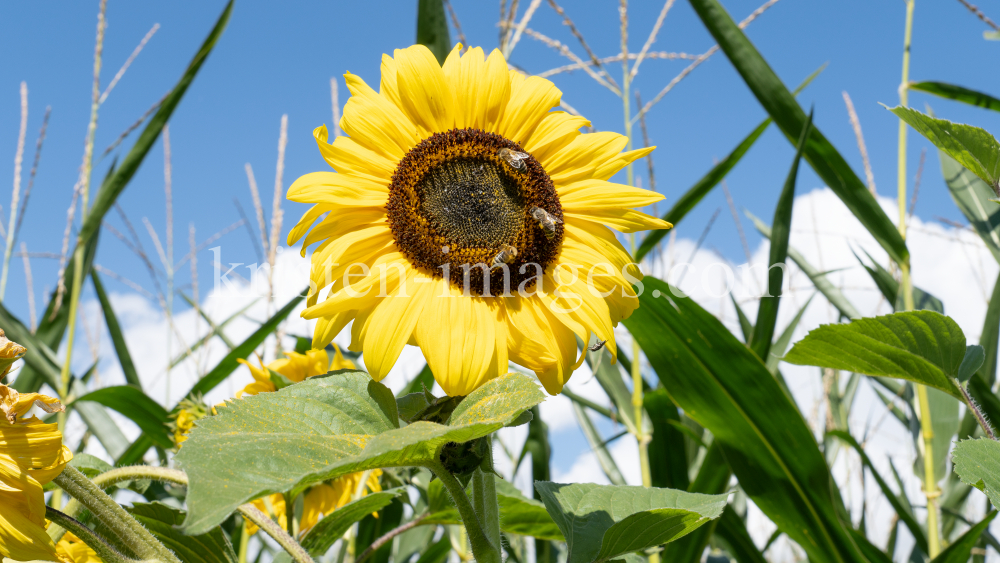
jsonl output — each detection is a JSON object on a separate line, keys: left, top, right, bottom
{"left": 1, "top": 0, "right": 998, "bottom": 321}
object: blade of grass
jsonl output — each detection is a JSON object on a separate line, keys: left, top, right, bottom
{"left": 751, "top": 111, "right": 812, "bottom": 360}
{"left": 91, "top": 270, "right": 141, "bottom": 388}
{"left": 571, "top": 401, "right": 626, "bottom": 486}
{"left": 910, "top": 81, "right": 1000, "bottom": 112}
{"left": 687, "top": 0, "right": 908, "bottom": 264}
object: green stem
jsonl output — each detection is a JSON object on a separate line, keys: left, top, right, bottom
{"left": 46, "top": 506, "right": 140, "bottom": 563}
{"left": 238, "top": 519, "right": 249, "bottom": 563}
{"left": 957, "top": 382, "right": 996, "bottom": 440}
{"left": 471, "top": 466, "right": 502, "bottom": 557}
{"left": 53, "top": 465, "right": 180, "bottom": 563}
{"left": 238, "top": 504, "right": 315, "bottom": 563}
{"left": 426, "top": 460, "right": 502, "bottom": 563}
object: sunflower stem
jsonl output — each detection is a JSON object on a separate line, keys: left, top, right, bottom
{"left": 238, "top": 504, "right": 315, "bottom": 563}
{"left": 45, "top": 506, "right": 140, "bottom": 563}
{"left": 427, "top": 460, "right": 502, "bottom": 563}
{"left": 53, "top": 465, "right": 180, "bottom": 563}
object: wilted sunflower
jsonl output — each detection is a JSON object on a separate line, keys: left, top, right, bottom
{"left": 0, "top": 383, "right": 72, "bottom": 562}
{"left": 288, "top": 44, "right": 670, "bottom": 396}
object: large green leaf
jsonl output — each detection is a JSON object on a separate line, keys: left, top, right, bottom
{"left": 784, "top": 311, "right": 967, "bottom": 400}
{"left": 91, "top": 271, "right": 141, "bottom": 387}
{"left": 635, "top": 65, "right": 826, "bottom": 262}
{"left": 623, "top": 276, "right": 865, "bottom": 563}
{"left": 952, "top": 438, "right": 1000, "bottom": 507}
{"left": 535, "top": 482, "right": 726, "bottom": 563}
{"left": 298, "top": 489, "right": 407, "bottom": 556}
{"left": 941, "top": 151, "right": 1000, "bottom": 264}
{"left": 889, "top": 105, "right": 1000, "bottom": 194}
{"left": 751, "top": 111, "right": 811, "bottom": 360}
{"left": 645, "top": 389, "right": 689, "bottom": 491}
{"left": 930, "top": 510, "right": 997, "bottom": 563}
{"left": 660, "top": 442, "right": 730, "bottom": 563}
{"left": 911, "top": 81, "right": 1000, "bottom": 112}
{"left": 714, "top": 507, "right": 768, "bottom": 563}
{"left": 185, "top": 287, "right": 306, "bottom": 398}
{"left": 73, "top": 385, "right": 172, "bottom": 449}
{"left": 687, "top": 0, "right": 908, "bottom": 264}
{"left": 828, "top": 430, "right": 927, "bottom": 553}
{"left": 177, "top": 371, "right": 544, "bottom": 534}
{"left": 416, "top": 0, "right": 450, "bottom": 64}
{"left": 128, "top": 502, "right": 237, "bottom": 563}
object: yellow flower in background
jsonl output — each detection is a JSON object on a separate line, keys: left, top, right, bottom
{"left": 168, "top": 395, "right": 212, "bottom": 448}
{"left": 288, "top": 44, "right": 670, "bottom": 396}
{"left": 55, "top": 532, "right": 100, "bottom": 563}
{"left": 0, "top": 383, "right": 72, "bottom": 562}
{"left": 245, "top": 469, "right": 382, "bottom": 536}
{"left": 300, "top": 470, "right": 382, "bottom": 531}
{"left": 236, "top": 346, "right": 355, "bottom": 398}
{"left": 0, "top": 329, "right": 26, "bottom": 382}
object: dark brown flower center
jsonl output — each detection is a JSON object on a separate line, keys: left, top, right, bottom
{"left": 386, "top": 128, "right": 563, "bottom": 295}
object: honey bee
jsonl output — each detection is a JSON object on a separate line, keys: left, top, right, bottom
{"left": 529, "top": 206, "right": 562, "bottom": 240}
{"left": 588, "top": 339, "right": 607, "bottom": 352}
{"left": 498, "top": 148, "right": 530, "bottom": 171}
{"left": 491, "top": 244, "right": 518, "bottom": 268}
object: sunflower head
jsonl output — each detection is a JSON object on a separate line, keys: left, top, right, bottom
{"left": 289, "top": 44, "right": 670, "bottom": 397}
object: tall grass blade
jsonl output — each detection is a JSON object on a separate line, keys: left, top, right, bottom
{"left": 417, "top": 0, "right": 451, "bottom": 64}
{"left": 91, "top": 270, "right": 141, "bottom": 388}
{"left": 910, "top": 81, "right": 1000, "bottom": 113}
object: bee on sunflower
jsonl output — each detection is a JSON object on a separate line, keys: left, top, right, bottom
{"left": 288, "top": 44, "right": 670, "bottom": 396}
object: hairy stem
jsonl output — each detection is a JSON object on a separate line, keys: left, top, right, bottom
{"left": 957, "top": 382, "right": 996, "bottom": 440}
{"left": 356, "top": 513, "right": 428, "bottom": 563}
{"left": 53, "top": 465, "right": 180, "bottom": 563}
{"left": 471, "top": 466, "right": 502, "bottom": 558}
{"left": 238, "top": 504, "right": 315, "bottom": 563}
{"left": 426, "top": 460, "right": 502, "bottom": 563}
{"left": 46, "top": 506, "right": 139, "bottom": 563}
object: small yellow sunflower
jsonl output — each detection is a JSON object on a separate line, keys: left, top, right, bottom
{"left": 288, "top": 44, "right": 670, "bottom": 396}
{"left": 0, "top": 383, "right": 72, "bottom": 562}
{"left": 235, "top": 345, "right": 355, "bottom": 398}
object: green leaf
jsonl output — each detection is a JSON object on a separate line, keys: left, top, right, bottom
{"left": 747, "top": 212, "right": 862, "bottom": 319}
{"left": 414, "top": 537, "right": 452, "bottom": 563}
{"left": 941, "top": 151, "right": 1000, "bottom": 264}
{"left": 398, "top": 363, "right": 435, "bottom": 397}
{"left": 416, "top": 0, "right": 450, "bottom": 65}
{"left": 784, "top": 311, "right": 967, "bottom": 400}
{"left": 423, "top": 478, "right": 564, "bottom": 541}
{"left": 751, "top": 111, "right": 811, "bottom": 360}
{"left": 766, "top": 294, "right": 815, "bottom": 375}
{"left": 688, "top": 0, "right": 908, "bottom": 264}
{"left": 888, "top": 105, "right": 1000, "bottom": 194}
{"left": 177, "top": 371, "right": 544, "bottom": 534}
{"left": 356, "top": 497, "right": 403, "bottom": 563}
{"left": 828, "top": 430, "right": 927, "bottom": 553}
{"left": 535, "top": 482, "right": 727, "bottom": 563}
{"left": 91, "top": 271, "right": 141, "bottom": 387}
{"left": 73, "top": 385, "right": 173, "bottom": 449}
{"left": 645, "top": 389, "right": 689, "bottom": 491}
{"left": 953, "top": 438, "right": 1000, "bottom": 507}
{"left": 128, "top": 502, "right": 237, "bottom": 563}
{"left": 635, "top": 64, "right": 826, "bottom": 263}
{"left": 586, "top": 346, "right": 645, "bottom": 437}
{"left": 185, "top": 287, "right": 306, "bottom": 398}
{"left": 299, "top": 489, "right": 407, "bottom": 556}
{"left": 930, "top": 510, "right": 997, "bottom": 563}
{"left": 624, "top": 276, "right": 864, "bottom": 563}
{"left": 959, "top": 345, "right": 986, "bottom": 383}
{"left": 910, "top": 81, "right": 1000, "bottom": 113}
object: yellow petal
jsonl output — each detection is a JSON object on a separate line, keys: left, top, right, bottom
{"left": 497, "top": 76, "right": 562, "bottom": 145}
{"left": 564, "top": 209, "right": 673, "bottom": 234}
{"left": 341, "top": 72, "right": 420, "bottom": 159}
{"left": 477, "top": 49, "right": 512, "bottom": 133}
{"left": 287, "top": 171, "right": 388, "bottom": 206}
{"left": 595, "top": 146, "right": 655, "bottom": 181}
{"left": 523, "top": 111, "right": 590, "bottom": 163}
{"left": 313, "top": 125, "right": 395, "bottom": 181}
{"left": 394, "top": 45, "right": 455, "bottom": 135}
{"left": 543, "top": 132, "right": 627, "bottom": 185}
{"left": 359, "top": 270, "right": 433, "bottom": 380}
{"left": 558, "top": 179, "right": 666, "bottom": 211}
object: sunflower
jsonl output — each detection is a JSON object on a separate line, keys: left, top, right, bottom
{"left": 235, "top": 345, "right": 355, "bottom": 398}
{"left": 0, "top": 383, "right": 72, "bottom": 562}
{"left": 55, "top": 532, "right": 100, "bottom": 563}
{"left": 288, "top": 44, "right": 670, "bottom": 396}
